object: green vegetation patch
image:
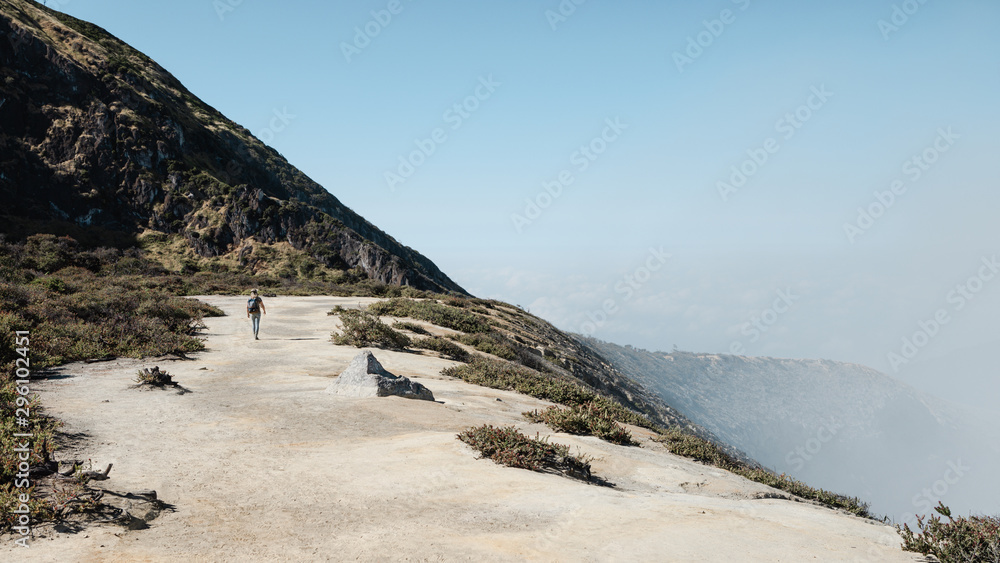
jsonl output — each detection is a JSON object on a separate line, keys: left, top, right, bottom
{"left": 0, "top": 235, "right": 224, "bottom": 529}
{"left": 898, "top": 503, "right": 1000, "bottom": 562}
{"left": 457, "top": 424, "right": 591, "bottom": 481}
{"left": 369, "top": 298, "right": 491, "bottom": 334}
{"left": 411, "top": 337, "right": 469, "bottom": 362}
{"left": 524, "top": 403, "right": 638, "bottom": 446}
{"left": 0, "top": 238, "right": 222, "bottom": 368}
{"left": 391, "top": 321, "right": 430, "bottom": 336}
{"left": 134, "top": 366, "right": 175, "bottom": 387}
{"left": 329, "top": 307, "right": 410, "bottom": 350}
{"left": 452, "top": 333, "right": 517, "bottom": 361}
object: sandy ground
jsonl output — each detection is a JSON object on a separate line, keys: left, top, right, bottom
{"left": 3, "top": 296, "right": 928, "bottom": 562}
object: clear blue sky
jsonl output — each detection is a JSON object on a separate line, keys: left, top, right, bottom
{"left": 54, "top": 0, "right": 1000, "bottom": 404}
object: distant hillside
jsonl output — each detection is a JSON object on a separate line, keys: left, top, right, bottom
{"left": 0, "top": 0, "right": 462, "bottom": 292}
{"left": 583, "top": 339, "right": 1000, "bottom": 523}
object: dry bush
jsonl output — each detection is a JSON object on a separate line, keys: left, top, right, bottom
{"left": 458, "top": 425, "right": 591, "bottom": 481}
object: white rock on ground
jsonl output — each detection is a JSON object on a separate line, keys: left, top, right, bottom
{"left": 1, "top": 296, "right": 929, "bottom": 562}
{"left": 325, "top": 350, "right": 435, "bottom": 401}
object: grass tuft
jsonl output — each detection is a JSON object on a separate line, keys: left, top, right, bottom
{"left": 329, "top": 307, "right": 410, "bottom": 350}
{"left": 134, "top": 366, "right": 174, "bottom": 386}
{"left": 451, "top": 333, "right": 518, "bottom": 361}
{"left": 391, "top": 321, "right": 430, "bottom": 336}
{"left": 369, "top": 298, "right": 491, "bottom": 334}
{"left": 457, "top": 424, "right": 591, "bottom": 481}
{"left": 411, "top": 337, "right": 469, "bottom": 362}
{"left": 898, "top": 502, "right": 1000, "bottom": 562}
{"left": 524, "top": 403, "right": 638, "bottom": 446}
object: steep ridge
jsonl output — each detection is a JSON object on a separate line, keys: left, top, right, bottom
{"left": 0, "top": 0, "right": 462, "bottom": 292}
{"left": 584, "top": 339, "right": 1000, "bottom": 524}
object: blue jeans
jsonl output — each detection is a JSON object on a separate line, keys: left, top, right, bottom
{"left": 250, "top": 313, "right": 261, "bottom": 337}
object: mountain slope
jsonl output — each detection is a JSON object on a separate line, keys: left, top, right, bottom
{"left": 585, "top": 339, "right": 1000, "bottom": 524}
{"left": 0, "top": 0, "right": 462, "bottom": 292}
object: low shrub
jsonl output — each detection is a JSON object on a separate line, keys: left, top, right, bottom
{"left": 0, "top": 270, "right": 222, "bottom": 371}
{"left": 30, "top": 277, "right": 69, "bottom": 294}
{"left": 656, "top": 427, "right": 727, "bottom": 465}
{"left": 22, "top": 234, "right": 72, "bottom": 273}
{"left": 524, "top": 403, "right": 638, "bottom": 446}
{"left": 330, "top": 308, "right": 410, "bottom": 350}
{"left": 457, "top": 424, "right": 591, "bottom": 481}
{"left": 898, "top": 502, "right": 1000, "bottom": 562}
{"left": 0, "top": 251, "right": 223, "bottom": 529}
{"left": 412, "top": 337, "right": 469, "bottom": 362}
{"left": 369, "top": 298, "right": 491, "bottom": 334}
{"left": 392, "top": 321, "right": 430, "bottom": 336}
{"left": 453, "top": 333, "right": 517, "bottom": 361}
{"left": 444, "top": 356, "right": 590, "bottom": 404}
{"left": 134, "top": 366, "right": 174, "bottom": 386}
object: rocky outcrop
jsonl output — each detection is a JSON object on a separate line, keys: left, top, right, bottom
{"left": 0, "top": 0, "right": 464, "bottom": 293}
{"left": 325, "top": 351, "right": 435, "bottom": 401}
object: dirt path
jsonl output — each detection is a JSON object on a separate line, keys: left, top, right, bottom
{"left": 4, "top": 296, "right": 925, "bottom": 561}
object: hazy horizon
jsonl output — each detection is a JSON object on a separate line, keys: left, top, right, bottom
{"left": 51, "top": 2, "right": 1000, "bottom": 409}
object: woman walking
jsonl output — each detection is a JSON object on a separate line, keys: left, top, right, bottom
{"left": 247, "top": 289, "right": 266, "bottom": 340}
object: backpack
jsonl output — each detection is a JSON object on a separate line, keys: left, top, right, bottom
{"left": 248, "top": 297, "right": 260, "bottom": 313}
